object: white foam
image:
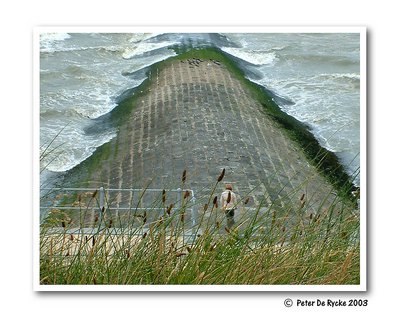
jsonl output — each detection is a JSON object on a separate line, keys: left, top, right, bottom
{"left": 268, "top": 46, "right": 287, "bottom": 52}
{"left": 220, "top": 47, "right": 277, "bottom": 66}
{"left": 40, "top": 33, "right": 71, "bottom": 52}
{"left": 314, "top": 73, "right": 360, "bottom": 81}
{"left": 71, "top": 87, "right": 119, "bottom": 119}
{"left": 129, "top": 33, "right": 164, "bottom": 43}
{"left": 122, "top": 41, "right": 178, "bottom": 59}
{"left": 121, "top": 54, "right": 177, "bottom": 78}
{"left": 42, "top": 71, "right": 143, "bottom": 120}
{"left": 40, "top": 32, "right": 71, "bottom": 42}
{"left": 258, "top": 73, "right": 360, "bottom": 171}
{"left": 40, "top": 124, "right": 117, "bottom": 173}
{"left": 40, "top": 44, "right": 124, "bottom": 54}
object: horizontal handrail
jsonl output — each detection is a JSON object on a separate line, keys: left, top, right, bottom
{"left": 41, "top": 188, "right": 194, "bottom": 193}
{"left": 40, "top": 187, "right": 197, "bottom": 232}
{"left": 39, "top": 207, "right": 186, "bottom": 211}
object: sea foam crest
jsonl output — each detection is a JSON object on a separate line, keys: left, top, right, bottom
{"left": 122, "top": 41, "right": 178, "bottom": 59}
{"left": 129, "top": 33, "right": 164, "bottom": 43}
{"left": 40, "top": 32, "right": 71, "bottom": 42}
{"left": 40, "top": 124, "right": 117, "bottom": 173}
{"left": 316, "top": 73, "right": 360, "bottom": 80}
{"left": 220, "top": 47, "right": 277, "bottom": 66}
{"left": 40, "top": 33, "right": 71, "bottom": 52}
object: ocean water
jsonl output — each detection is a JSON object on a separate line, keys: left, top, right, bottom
{"left": 39, "top": 32, "right": 360, "bottom": 186}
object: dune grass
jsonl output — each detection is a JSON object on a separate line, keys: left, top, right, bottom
{"left": 40, "top": 170, "right": 360, "bottom": 286}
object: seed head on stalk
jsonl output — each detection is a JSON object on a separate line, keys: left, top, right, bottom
{"left": 176, "top": 252, "right": 187, "bottom": 258}
{"left": 213, "top": 196, "right": 218, "bottom": 208}
{"left": 182, "top": 169, "right": 187, "bottom": 183}
{"left": 166, "top": 203, "right": 174, "bottom": 215}
{"left": 217, "top": 168, "right": 225, "bottom": 182}
{"left": 227, "top": 191, "right": 231, "bottom": 204}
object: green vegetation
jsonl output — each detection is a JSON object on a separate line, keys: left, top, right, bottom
{"left": 40, "top": 172, "right": 360, "bottom": 285}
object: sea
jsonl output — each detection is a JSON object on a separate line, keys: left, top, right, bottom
{"left": 39, "top": 32, "right": 360, "bottom": 187}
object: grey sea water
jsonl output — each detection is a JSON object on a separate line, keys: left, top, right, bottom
{"left": 39, "top": 32, "right": 360, "bottom": 185}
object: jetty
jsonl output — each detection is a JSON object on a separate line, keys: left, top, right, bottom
{"left": 46, "top": 49, "right": 352, "bottom": 228}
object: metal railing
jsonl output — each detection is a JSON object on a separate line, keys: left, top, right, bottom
{"left": 40, "top": 187, "right": 197, "bottom": 235}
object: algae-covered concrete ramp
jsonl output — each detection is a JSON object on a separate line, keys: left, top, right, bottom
{"left": 63, "top": 53, "right": 341, "bottom": 219}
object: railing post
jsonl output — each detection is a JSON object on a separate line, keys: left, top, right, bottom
{"left": 191, "top": 191, "right": 197, "bottom": 237}
{"left": 177, "top": 188, "right": 185, "bottom": 244}
{"left": 99, "top": 187, "right": 105, "bottom": 221}
{"left": 177, "top": 188, "right": 182, "bottom": 207}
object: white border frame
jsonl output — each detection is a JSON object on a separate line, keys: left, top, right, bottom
{"left": 33, "top": 26, "right": 367, "bottom": 292}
